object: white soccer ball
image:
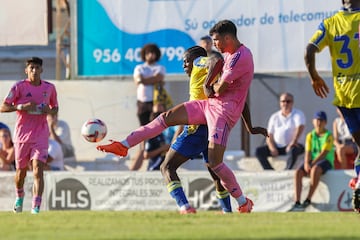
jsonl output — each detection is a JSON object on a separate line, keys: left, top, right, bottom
{"left": 81, "top": 118, "right": 107, "bottom": 143}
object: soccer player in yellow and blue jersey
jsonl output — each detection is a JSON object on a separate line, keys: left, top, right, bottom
{"left": 98, "top": 21, "right": 267, "bottom": 214}
{"left": 304, "top": 0, "right": 360, "bottom": 212}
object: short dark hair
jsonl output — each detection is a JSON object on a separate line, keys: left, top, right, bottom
{"left": 209, "top": 20, "right": 237, "bottom": 37}
{"left": 140, "top": 43, "right": 161, "bottom": 62}
{"left": 184, "top": 46, "right": 207, "bottom": 60}
{"left": 26, "top": 57, "right": 43, "bottom": 66}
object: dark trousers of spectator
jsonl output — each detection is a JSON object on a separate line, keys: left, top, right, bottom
{"left": 255, "top": 144, "right": 305, "bottom": 170}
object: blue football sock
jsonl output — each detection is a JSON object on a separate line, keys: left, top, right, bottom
{"left": 167, "top": 181, "right": 189, "bottom": 208}
{"left": 217, "top": 190, "right": 232, "bottom": 213}
{"left": 355, "top": 159, "right": 360, "bottom": 176}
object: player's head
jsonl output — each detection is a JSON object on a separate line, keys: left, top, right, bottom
{"left": 209, "top": 20, "right": 237, "bottom": 53}
{"left": 25, "top": 57, "right": 43, "bottom": 79}
{"left": 26, "top": 57, "right": 43, "bottom": 67}
{"left": 140, "top": 43, "right": 161, "bottom": 63}
{"left": 342, "top": 0, "right": 360, "bottom": 8}
{"left": 209, "top": 20, "right": 237, "bottom": 38}
{"left": 183, "top": 46, "right": 207, "bottom": 76}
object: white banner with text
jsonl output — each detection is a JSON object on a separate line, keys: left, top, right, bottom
{"left": 0, "top": 170, "right": 355, "bottom": 212}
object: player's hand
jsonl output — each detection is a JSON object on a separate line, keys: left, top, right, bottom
{"left": 250, "top": 127, "right": 268, "bottom": 137}
{"left": 41, "top": 104, "right": 51, "bottom": 114}
{"left": 24, "top": 102, "right": 37, "bottom": 112}
{"left": 311, "top": 77, "right": 329, "bottom": 98}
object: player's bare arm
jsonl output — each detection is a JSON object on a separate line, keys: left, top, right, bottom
{"left": 304, "top": 44, "right": 330, "bottom": 98}
{"left": 241, "top": 102, "right": 268, "bottom": 137}
{"left": 203, "top": 57, "right": 224, "bottom": 97}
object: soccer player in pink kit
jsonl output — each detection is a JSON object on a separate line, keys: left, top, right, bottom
{"left": 0, "top": 57, "right": 58, "bottom": 214}
{"left": 97, "top": 20, "right": 255, "bottom": 213}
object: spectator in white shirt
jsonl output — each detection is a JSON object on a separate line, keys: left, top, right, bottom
{"left": 47, "top": 112, "right": 75, "bottom": 161}
{"left": 46, "top": 139, "right": 64, "bottom": 171}
{"left": 255, "top": 93, "right": 306, "bottom": 170}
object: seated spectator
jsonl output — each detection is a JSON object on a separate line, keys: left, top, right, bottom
{"left": 255, "top": 93, "right": 305, "bottom": 170}
{"left": 289, "top": 111, "right": 334, "bottom": 211}
{"left": 46, "top": 139, "right": 65, "bottom": 171}
{"left": 47, "top": 112, "right": 75, "bottom": 160}
{"left": 333, "top": 108, "right": 358, "bottom": 169}
{"left": 0, "top": 128, "right": 15, "bottom": 171}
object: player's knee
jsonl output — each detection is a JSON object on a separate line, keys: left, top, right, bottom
{"left": 160, "top": 160, "right": 171, "bottom": 176}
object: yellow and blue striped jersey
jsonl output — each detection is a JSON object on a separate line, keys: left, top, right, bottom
{"left": 309, "top": 9, "right": 360, "bottom": 108}
{"left": 189, "top": 56, "right": 208, "bottom": 101}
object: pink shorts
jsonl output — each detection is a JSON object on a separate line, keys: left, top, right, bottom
{"left": 184, "top": 100, "right": 232, "bottom": 146}
{"left": 14, "top": 141, "right": 48, "bottom": 169}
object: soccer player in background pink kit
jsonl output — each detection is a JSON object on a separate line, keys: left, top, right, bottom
{"left": 97, "top": 19, "right": 255, "bottom": 213}
{"left": 0, "top": 57, "right": 58, "bottom": 214}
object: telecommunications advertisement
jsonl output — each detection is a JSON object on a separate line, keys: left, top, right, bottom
{"left": 75, "top": 0, "right": 340, "bottom": 77}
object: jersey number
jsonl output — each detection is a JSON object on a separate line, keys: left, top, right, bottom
{"left": 334, "top": 33, "right": 359, "bottom": 69}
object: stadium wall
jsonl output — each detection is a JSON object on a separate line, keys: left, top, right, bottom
{"left": 0, "top": 170, "right": 355, "bottom": 212}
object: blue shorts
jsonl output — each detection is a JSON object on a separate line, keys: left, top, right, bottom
{"left": 170, "top": 125, "right": 208, "bottom": 163}
{"left": 338, "top": 107, "right": 360, "bottom": 134}
{"left": 298, "top": 159, "right": 332, "bottom": 174}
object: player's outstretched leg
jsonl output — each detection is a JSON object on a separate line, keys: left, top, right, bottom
{"left": 211, "top": 162, "right": 253, "bottom": 213}
{"left": 97, "top": 114, "right": 171, "bottom": 156}
{"left": 96, "top": 140, "right": 128, "bottom": 157}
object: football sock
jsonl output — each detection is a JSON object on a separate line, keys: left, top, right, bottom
{"left": 211, "top": 162, "right": 243, "bottom": 199}
{"left": 236, "top": 195, "right": 247, "bottom": 207}
{"left": 120, "top": 140, "right": 130, "bottom": 148}
{"left": 16, "top": 188, "right": 25, "bottom": 198}
{"left": 167, "top": 181, "right": 190, "bottom": 209}
{"left": 126, "top": 115, "right": 168, "bottom": 147}
{"left": 32, "top": 196, "right": 42, "bottom": 208}
{"left": 355, "top": 158, "right": 360, "bottom": 176}
{"left": 216, "top": 190, "right": 232, "bottom": 213}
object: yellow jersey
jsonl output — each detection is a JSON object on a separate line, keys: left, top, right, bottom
{"left": 189, "top": 56, "right": 209, "bottom": 101}
{"left": 309, "top": 9, "right": 360, "bottom": 108}
{"left": 187, "top": 56, "right": 221, "bottom": 134}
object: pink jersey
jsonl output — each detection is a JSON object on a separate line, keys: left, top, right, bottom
{"left": 4, "top": 79, "right": 58, "bottom": 143}
{"left": 184, "top": 44, "right": 254, "bottom": 146}
{"left": 209, "top": 44, "right": 254, "bottom": 126}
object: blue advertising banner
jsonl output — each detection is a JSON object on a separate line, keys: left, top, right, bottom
{"left": 76, "top": 0, "right": 339, "bottom": 77}
{"left": 77, "top": 0, "right": 195, "bottom": 76}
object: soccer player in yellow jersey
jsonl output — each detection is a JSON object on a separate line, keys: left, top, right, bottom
{"left": 160, "top": 46, "right": 267, "bottom": 214}
{"left": 304, "top": 0, "right": 360, "bottom": 212}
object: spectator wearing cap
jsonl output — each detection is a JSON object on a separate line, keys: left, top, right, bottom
{"left": 0, "top": 122, "right": 9, "bottom": 130}
{"left": 289, "top": 110, "right": 334, "bottom": 211}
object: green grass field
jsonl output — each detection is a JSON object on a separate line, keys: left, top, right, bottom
{"left": 1, "top": 211, "right": 359, "bottom": 240}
